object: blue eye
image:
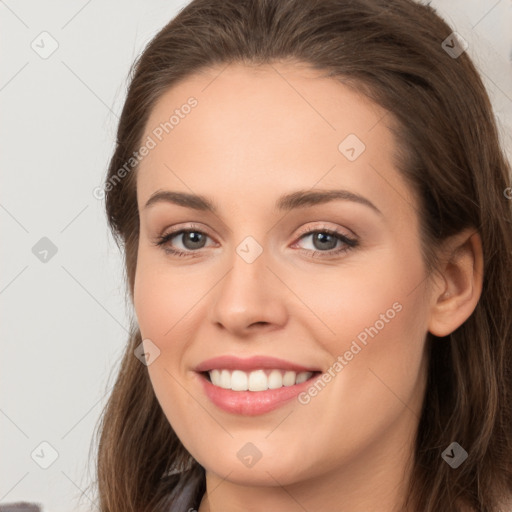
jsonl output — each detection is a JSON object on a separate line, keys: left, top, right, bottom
{"left": 154, "top": 225, "right": 358, "bottom": 259}
{"left": 294, "top": 229, "right": 358, "bottom": 258}
{"left": 154, "top": 226, "right": 213, "bottom": 258}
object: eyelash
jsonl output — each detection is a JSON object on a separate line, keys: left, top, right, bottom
{"left": 153, "top": 223, "right": 359, "bottom": 259}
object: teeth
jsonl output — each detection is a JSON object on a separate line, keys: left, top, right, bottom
{"left": 268, "top": 369, "right": 283, "bottom": 389}
{"left": 220, "top": 369, "right": 231, "bottom": 389}
{"left": 208, "top": 369, "right": 314, "bottom": 391}
{"left": 231, "top": 370, "right": 248, "bottom": 391}
{"left": 283, "top": 371, "right": 296, "bottom": 386}
{"left": 248, "top": 369, "right": 267, "bottom": 391}
{"left": 295, "top": 371, "right": 310, "bottom": 384}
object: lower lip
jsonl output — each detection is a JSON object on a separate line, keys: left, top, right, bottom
{"left": 197, "top": 372, "right": 318, "bottom": 416}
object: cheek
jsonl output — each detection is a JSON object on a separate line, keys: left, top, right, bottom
{"left": 289, "top": 278, "right": 428, "bottom": 479}
{"left": 133, "top": 251, "right": 207, "bottom": 342}
{"left": 294, "top": 244, "right": 427, "bottom": 353}
{"left": 296, "top": 243, "right": 429, "bottom": 420}
{"left": 133, "top": 257, "right": 210, "bottom": 445}
{"left": 133, "top": 252, "right": 212, "bottom": 407}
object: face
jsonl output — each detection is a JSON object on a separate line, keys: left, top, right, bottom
{"left": 133, "top": 61, "right": 431, "bottom": 488}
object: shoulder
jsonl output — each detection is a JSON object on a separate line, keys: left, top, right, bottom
{"left": 157, "top": 467, "right": 205, "bottom": 512}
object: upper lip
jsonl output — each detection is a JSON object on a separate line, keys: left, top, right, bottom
{"left": 195, "top": 355, "right": 321, "bottom": 373}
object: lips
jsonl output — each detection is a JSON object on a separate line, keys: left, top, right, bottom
{"left": 195, "top": 355, "right": 321, "bottom": 415}
{"left": 195, "top": 355, "right": 320, "bottom": 373}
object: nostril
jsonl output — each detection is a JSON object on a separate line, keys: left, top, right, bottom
{"left": 250, "top": 321, "right": 269, "bottom": 328}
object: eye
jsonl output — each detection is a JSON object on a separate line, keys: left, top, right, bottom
{"left": 292, "top": 226, "right": 358, "bottom": 258}
{"left": 153, "top": 223, "right": 358, "bottom": 259}
{"left": 153, "top": 224, "right": 215, "bottom": 258}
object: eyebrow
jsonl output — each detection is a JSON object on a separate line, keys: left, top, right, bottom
{"left": 144, "top": 188, "right": 382, "bottom": 216}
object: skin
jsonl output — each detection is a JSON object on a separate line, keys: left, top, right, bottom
{"left": 133, "top": 61, "right": 483, "bottom": 512}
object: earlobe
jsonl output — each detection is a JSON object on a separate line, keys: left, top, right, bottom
{"left": 428, "top": 228, "right": 484, "bottom": 338}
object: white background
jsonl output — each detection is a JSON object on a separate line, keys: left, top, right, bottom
{"left": 1, "top": 1, "right": 511, "bottom": 511}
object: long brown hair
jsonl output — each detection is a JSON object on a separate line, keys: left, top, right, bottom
{"left": 92, "top": 1, "right": 512, "bottom": 510}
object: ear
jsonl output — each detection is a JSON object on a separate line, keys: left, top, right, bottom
{"left": 428, "top": 228, "right": 484, "bottom": 337}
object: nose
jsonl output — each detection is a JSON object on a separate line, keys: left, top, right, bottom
{"left": 208, "top": 244, "right": 288, "bottom": 337}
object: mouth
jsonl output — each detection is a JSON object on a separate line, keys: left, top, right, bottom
{"left": 202, "top": 368, "right": 318, "bottom": 391}
{"left": 195, "top": 356, "right": 322, "bottom": 415}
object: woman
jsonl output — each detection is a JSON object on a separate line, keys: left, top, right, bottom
{"left": 93, "top": 0, "right": 512, "bottom": 510}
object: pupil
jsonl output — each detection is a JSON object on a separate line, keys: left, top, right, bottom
{"left": 314, "top": 233, "right": 336, "bottom": 250}
{"left": 184, "top": 232, "right": 205, "bottom": 249}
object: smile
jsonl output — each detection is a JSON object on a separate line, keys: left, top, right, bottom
{"left": 207, "top": 369, "right": 314, "bottom": 391}
{"left": 195, "top": 356, "right": 322, "bottom": 415}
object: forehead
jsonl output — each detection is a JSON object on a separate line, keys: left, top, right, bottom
{"left": 136, "top": 61, "right": 415, "bottom": 221}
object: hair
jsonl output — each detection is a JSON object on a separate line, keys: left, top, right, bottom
{"left": 92, "top": 0, "right": 512, "bottom": 511}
